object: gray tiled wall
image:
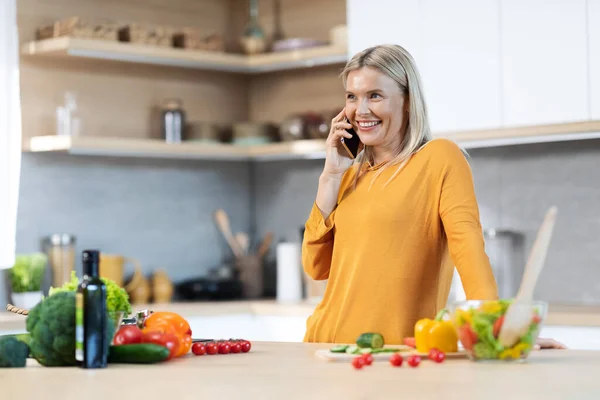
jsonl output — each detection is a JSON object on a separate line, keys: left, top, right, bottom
{"left": 4, "top": 139, "right": 600, "bottom": 307}
{"left": 0, "top": 152, "right": 252, "bottom": 306}
{"left": 253, "top": 139, "right": 600, "bottom": 306}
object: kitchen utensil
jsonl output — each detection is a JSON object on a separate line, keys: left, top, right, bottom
{"left": 235, "top": 232, "right": 250, "bottom": 255}
{"left": 257, "top": 232, "right": 274, "bottom": 259}
{"left": 498, "top": 206, "right": 557, "bottom": 348}
{"left": 213, "top": 209, "right": 244, "bottom": 259}
{"left": 237, "top": 254, "right": 263, "bottom": 299}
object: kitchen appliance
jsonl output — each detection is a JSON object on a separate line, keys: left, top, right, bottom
{"left": 176, "top": 276, "right": 243, "bottom": 301}
{"left": 484, "top": 229, "right": 525, "bottom": 299}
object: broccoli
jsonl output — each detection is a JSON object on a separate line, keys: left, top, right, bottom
{"left": 26, "top": 291, "right": 115, "bottom": 367}
{"left": 49, "top": 271, "right": 132, "bottom": 315}
{"left": 0, "top": 336, "right": 29, "bottom": 368}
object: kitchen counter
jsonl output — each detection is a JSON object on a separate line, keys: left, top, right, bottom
{"left": 1, "top": 300, "right": 600, "bottom": 333}
{"left": 0, "top": 342, "right": 598, "bottom": 399}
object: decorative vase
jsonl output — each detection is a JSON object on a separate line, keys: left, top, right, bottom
{"left": 11, "top": 291, "right": 43, "bottom": 309}
{"left": 240, "top": 0, "right": 266, "bottom": 54}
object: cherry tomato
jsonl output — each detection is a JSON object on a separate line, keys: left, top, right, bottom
{"left": 532, "top": 313, "right": 542, "bottom": 324}
{"left": 433, "top": 351, "right": 445, "bottom": 363}
{"left": 389, "top": 353, "right": 403, "bottom": 367}
{"left": 113, "top": 325, "right": 143, "bottom": 345}
{"left": 458, "top": 324, "right": 478, "bottom": 351}
{"left": 352, "top": 356, "right": 365, "bottom": 369}
{"left": 206, "top": 342, "right": 218, "bottom": 355}
{"left": 192, "top": 342, "right": 206, "bottom": 356}
{"left": 362, "top": 353, "right": 374, "bottom": 366}
{"left": 403, "top": 337, "right": 416, "bottom": 348}
{"left": 230, "top": 342, "right": 242, "bottom": 353}
{"left": 141, "top": 331, "right": 180, "bottom": 360}
{"left": 428, "top": 348, "right": 440, "bottom": 361}
{"left": 218, "top": 342, "right": 231, "bottom": 354}
{"left": 407, "top": 354, "right": 421, "bottom": 367}
{"left": 240, "top": 340, "right": 251, "bottom": 353}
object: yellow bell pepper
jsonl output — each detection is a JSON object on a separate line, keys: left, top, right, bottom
{"left": 414, "top": 309, "right": 458, "bottom": 354}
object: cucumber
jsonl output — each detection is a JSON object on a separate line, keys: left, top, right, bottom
{"left": 330, "top": 345, "right": 349, "bottom": 353}
{"left": 356, "top": 333, "right": 384, "bottom": 349}
{"left": 345, "top": 345, "right": 359, "bottom": 354}
{"left": 108, "top": 343, "right": 170, "bottom": 364}
{"left": 359, "top": 348, "right": 372, "bottom": 354}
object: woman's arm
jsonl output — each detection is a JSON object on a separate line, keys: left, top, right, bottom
{"left": 302, "top": 173, "right": 346, "bottom": 280}
{"left": 436, "top": 141, "right": 499, "bottom": 300}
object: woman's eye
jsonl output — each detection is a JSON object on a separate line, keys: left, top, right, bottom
{"left": 346, "top": 94, "right": 355, "bottom": 100}
{"left": 371, "top": 93, "right": 381, "bottom": 99}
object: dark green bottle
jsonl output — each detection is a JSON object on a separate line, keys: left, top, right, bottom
{"left": 76, "top": 249, "right": 108, "bottom": 369}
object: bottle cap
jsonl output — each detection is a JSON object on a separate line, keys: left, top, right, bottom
{"left": 82, "top": 250, "right": 100, "bottom": 277}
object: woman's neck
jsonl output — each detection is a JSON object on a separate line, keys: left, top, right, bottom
{"left": 370, "top": 138, "right": 404, "bottom": 165}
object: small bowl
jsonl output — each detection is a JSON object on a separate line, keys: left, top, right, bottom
{"left": 449, "top": 299, "right": 547, "bottom": 362}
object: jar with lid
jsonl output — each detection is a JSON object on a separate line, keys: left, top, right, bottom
{"left": 43, "top": 234, "right": 76, "bottom": 288}
{"left": 161, "top": 98, "right": 186, "bottom": 143}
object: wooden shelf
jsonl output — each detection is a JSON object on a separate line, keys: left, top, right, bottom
{"left": 23, "top": 135, "right": 328, "bottom": 161}
{"left": 20, "top": 37, "right": 348, "bottom": 74}
{"left": 22, "top": 121, "right": 600, "bottom": 162}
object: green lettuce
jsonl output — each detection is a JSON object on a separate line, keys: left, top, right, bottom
{"left": 9, "top": 253, "right": 48, "bottom": 293}
{"left": 49, "top": 271, "right": 132, "bottom": 315}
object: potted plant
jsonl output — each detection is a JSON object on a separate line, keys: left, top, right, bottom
{"left": 9, "top": 253, "right": 48, "bottom": 309}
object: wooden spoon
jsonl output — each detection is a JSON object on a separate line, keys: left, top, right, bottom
{"left": 498, "top": 206, "right": 558, "bottom": 348}
{"left": 235, "top": 232, "right": 250, "bottom": 255}
{"left": 257, "top": 232, "right": 274, "bottom": 259}
{"left": 213, "top": 209, "right": 244, "bottom": 259}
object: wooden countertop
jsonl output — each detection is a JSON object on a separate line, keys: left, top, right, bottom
{"left": 1, "top": 300, "right": 599, "bottom": 332}
{"left": 0, "top": 342, "right": 598, "bottom": 399}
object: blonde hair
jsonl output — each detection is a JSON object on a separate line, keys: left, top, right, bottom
{"left": 341, "top": 44, "right": 433, "bottom": 188}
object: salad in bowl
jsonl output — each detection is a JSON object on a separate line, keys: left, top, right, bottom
{"left": 450, "top": 299, "right": 547, "bottom": 362}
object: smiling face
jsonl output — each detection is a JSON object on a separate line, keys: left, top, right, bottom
{"left": 344, "top": 66, "right": 407, "bottom": 157}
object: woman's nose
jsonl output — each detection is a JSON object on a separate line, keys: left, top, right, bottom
{"left": 356, "top": 98, "right": 370, "bottom": 115}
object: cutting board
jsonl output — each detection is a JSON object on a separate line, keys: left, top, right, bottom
{"left": 315, "top": 347, "right": 467, "bottom": 362}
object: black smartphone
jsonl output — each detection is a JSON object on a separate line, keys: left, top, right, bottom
{"left": 340, "top": 122, "right": 361, "bottom": 159}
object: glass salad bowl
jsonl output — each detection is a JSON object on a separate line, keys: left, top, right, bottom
{"left": 449, "top": 299, "right": 547, "bottom": 362}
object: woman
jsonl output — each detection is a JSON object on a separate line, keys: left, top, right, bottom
{"left": 302, "top": 44, "right": 565, "bottom": 350}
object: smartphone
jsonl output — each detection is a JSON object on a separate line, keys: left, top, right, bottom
{"left": 340, "top": 121, "right": 361, "bottom": 159}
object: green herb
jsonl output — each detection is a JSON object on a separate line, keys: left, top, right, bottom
{"left": 9, "top": 253, "right": 48, "bottom": 293}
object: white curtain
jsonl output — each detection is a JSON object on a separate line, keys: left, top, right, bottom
{"left": 0, "top": 0, "right": 22, "bottom": 269}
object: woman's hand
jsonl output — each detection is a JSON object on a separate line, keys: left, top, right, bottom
{"left": 535, "top": 337, "right": 567, "bottom": 350}
{"left": 323, "top": 108, "right": 357, "bottom": 178}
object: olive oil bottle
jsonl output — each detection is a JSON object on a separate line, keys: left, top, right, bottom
{"left": 76, "top": 249, "right": 108, "bottom": 368}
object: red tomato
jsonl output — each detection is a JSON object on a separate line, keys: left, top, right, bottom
{"left": 433, "top": 351, "right": 445, "bottom": 363}
{"left": 206, "top": 342, "right": 218, "bottom": 355}
{"left": 493, "top": 315, "right": 505, "bottom": 338}
{"left": 218, "top": 342, "right": 231, "bottom": 354}
{"left": 113, "top": 325, "right": 143, "bottom": 345}
{"left": 532, "top": 313, "right": 542, "bottom": 324}
{"left": 240, "top": 340, "right": 251, "bottom": 353}
{"left": 230, "top": 342, "right": 242, "bottom": 353}
{"left": 352, "top": 356, "right": 365, "bottom": 369}
{"left": 192, "top": 342, "right": 206, "bottom": 356}
{"left": 428, "top": 348, "right": 440, "bottom": 361}
{"left": 458, "top": 324, "right": 478, "bottom": 351}
{"left": 407, "top": 354, "right": 421, "bottom": 367}
{"left": 142, "top": 331, "right": 180, "bottom": 360}
{"left": 362, "top": 353, "right": 374, "bottom": 366}
{"left": 403, "top": 337, "right": 416, "bottom": 348}
{"left": 389, "top": 353, "right": 403, "bottom": 367}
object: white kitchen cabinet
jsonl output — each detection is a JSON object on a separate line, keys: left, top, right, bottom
{"left": 421, "top": 0, "right": 501, "bottom": 133}
{"left": 500, "top": 0, "right": 589, "bottom": 127}
{"left": 187, "top": 314, "right": 308, "bottom": 342}
{"left": 589, "top": 0, "right": 600, "bottom": 120}
{"left": 347, "top": 0, "right": 423, "bottom": 63}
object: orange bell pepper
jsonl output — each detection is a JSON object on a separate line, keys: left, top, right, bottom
{"left": 143, "top": 312, "right": 193, "bottom": 357}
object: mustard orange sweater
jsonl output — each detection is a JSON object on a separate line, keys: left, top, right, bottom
{"left": 302, "top": 138, "right": 498, "bottom": 345}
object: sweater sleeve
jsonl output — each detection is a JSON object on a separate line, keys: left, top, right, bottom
{"left": 436, "top": 140, "right": 499, "bottom": 300}
{"left": 302, "top": 202, "right": 336, "bottom": 280}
